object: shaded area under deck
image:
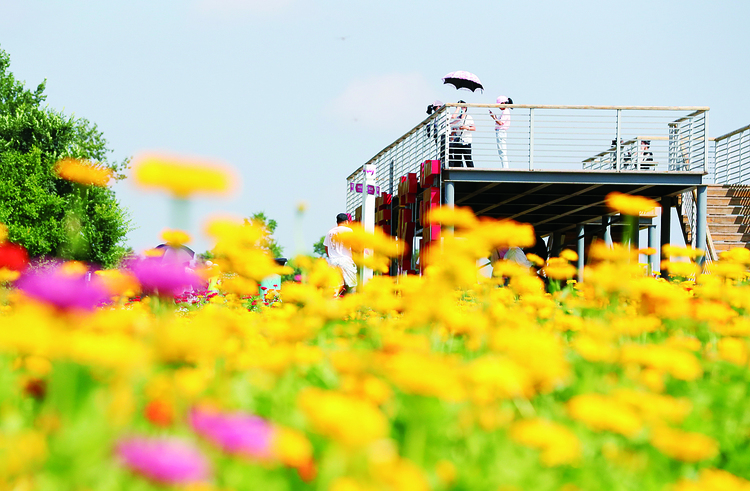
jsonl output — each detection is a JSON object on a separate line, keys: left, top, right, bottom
{"left": 442, "top": 169, "right": 704, "bottom": 237}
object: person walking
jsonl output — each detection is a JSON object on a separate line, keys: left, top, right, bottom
{"left": 324, "top": 213, "right": 358, "bottom": 296}
{"left": 448, "top": 101, "right": 475, "bottom": 167}
{"left": 489, "top": 96, "right": 512, "bottom": 168}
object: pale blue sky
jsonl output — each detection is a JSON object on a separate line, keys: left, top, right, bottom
{"left": 2, "top": 0, "right": 748, "bottom": 256}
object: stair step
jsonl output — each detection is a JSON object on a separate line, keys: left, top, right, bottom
{"left": 707, "top": 186, "right": 750, "bottom": 198}
{"left": 713, "top": 243, "right": 750, "bottom": 253}
{"left": 681, "top": 186, "right": 750, "bottom": 253}
{"left": 707, "top": 215, "right": 750, "bottom": 224}
{"left": 707, "top": 186, "right": 732, "bottom": 196}
{"left": 710, "top": 233, "right": 750, "bottom": 242}
{"left": 708, "top": 224, "right": 750, "bottom": 234}
{"left": 706, "top": 196, "right": 750, "bottom": 206}
{"left": 706, "top": 205, "right": 750, "bottom": 215}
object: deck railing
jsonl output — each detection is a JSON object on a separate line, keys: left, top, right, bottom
{"left": 347, "top": 104, "right": 709, "bottom": 214}
{"left": 711, "top": 123, "right": 750, "bottom": 184}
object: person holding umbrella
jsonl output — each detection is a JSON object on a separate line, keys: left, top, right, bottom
{"left": 448, "top": 101, "right": 476, "bottom": 168}
{"left": 489, "top": 96, "right": 513, "bottom": 168}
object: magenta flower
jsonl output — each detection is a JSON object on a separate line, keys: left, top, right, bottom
{"left": 16, "top": 265, "right": 111, "bottom": 311}
{"left": 189, "top": 407, "right": 273, "bottom": 459}
{"left": 116, "top": 436, "right": 211, "bottom": 484}
{"left": 127, "top": 256, "right": 202, "bottom": 297}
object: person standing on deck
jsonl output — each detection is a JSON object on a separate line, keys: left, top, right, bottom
{"left": 324, "top": 213, "right": 357, "bottom": 296}
{"left": 448, "top": 101, "right": 476, "bottom": 167}
{"left": 489, "top": 96, "right": 512, "bottom": 168}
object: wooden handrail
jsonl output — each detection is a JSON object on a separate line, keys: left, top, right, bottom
{"left": 445, "top": 103, "right": 710, "bottom": 111}
{"left": 714, "top": 123, "right": 750, "bottom": 142}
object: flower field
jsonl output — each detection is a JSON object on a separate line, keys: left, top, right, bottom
{"left": 3, "top": 158, "right": 750, "bottom": 491}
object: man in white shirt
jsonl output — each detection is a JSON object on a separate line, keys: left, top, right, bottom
{"left": 324, "top": 213, "right": 358, "bottom": 296}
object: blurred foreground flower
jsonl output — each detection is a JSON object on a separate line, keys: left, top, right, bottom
{"left": 116, "top": 436, "right": 211, "bottom": 485}
{"left": 55, "top": 158, "right": 114, "bottom": 187}
{"left": 134, "top": 154, "right": 236, "bottom": 198}
{"left": 426, "top": 205, "right": 479, "bottom": 229}
{"left": 128, "top": 256, "right": 202, "bottom": 297}
{"left": 509, "top": 418, "right": 581, "bottom": 466}
{"left": 673, "top": 468, "right": 750, "bottom": 491}
{"left": 189, "top": 406, "right": 273, "bottom": 459}
{"left": 16, "top": 264, "right": 111, "bottom": 311}
{"left": 162, "top": 229, "right": 192, "bottom": 247}
{"left": 0, "top": 242, "right": 29, "bottom": 282}
{"left": 606, "top": 192, "right": 659, "bottom": 216}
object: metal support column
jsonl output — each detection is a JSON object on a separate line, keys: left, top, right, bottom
{"left": 603, "top": 215, "right": 613, "bottom": 247}
{"left": 648, "top": 221, "right": 657, "bottom": 276}
{"left": 552, "top": 232, "right": 564, "bottom": 257}
{"left": 529, "top": 108, "right": 535, "bottom": 170}
{"left": 615, "top": 109, "right": 622, "bottom": 171}
{"left": 444, "top": 180, "right": 455, "bottom": 236}
{"left": 361, "top": 163, "right": 377, "bottom": 285}
{"left": 696, "top": 185, "right": 707, "bottom": 267}
{"left": 576, "top": 224, "right": 585, "bottom": 283}
{"left": 660, "top": 196, "right": 673, "bottom": 277}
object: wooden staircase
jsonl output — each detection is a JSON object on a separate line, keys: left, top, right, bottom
{"left": 681, "top": 185, "right": 750, "bottom": 254}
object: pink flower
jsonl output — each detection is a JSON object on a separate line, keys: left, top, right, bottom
{"left": 189, "top": 407, "right": 273, "bottom": 459}
{"left": 17, "top": 265, "right": 111, "bottom": 311}
{"left": 116, "top": 436, "right": 211, "bottom": 484}
{"left": 127, "top": 256, "right": 202, "bottom": 297}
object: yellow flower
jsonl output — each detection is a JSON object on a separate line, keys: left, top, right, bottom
{"left": 544, "top": 257, "right": 577, "bottom": 280}
{"left": 717, "top": 337, "right": 749, "bottom": 366}
{"left": 425, "top": 205, "right": 479, "bottom": 229}
{"left": 271, "top": 427, "right": 313, "bottom": 468}
{"left": 94, "top": 269, "right": 140, "bottom": 297}
{"left": 665, "top": 336, "right": 702, "bottom": 352}
{"left": 525, "top": 253, "right": 545, "bottom": 267}
{"left": 0, "top": 268, "right": 21, "bottom": 283}
{"left": 610, "top": 315, "right": 661, "bottom": 336}
{"left": 663, "top": 244, "right": 705, "bottom": 260}
{"left": 462, "top": 355, "right": 533, "bottom": 403}
{"left": 435, "top": 459, "right": 457, "bottom": 485}
{"left": 298, "top": 388, "right": 388, "bottom": 447}
{"left": 606, "top": 192, "right": 659, "bottom": 215}
{"left": 0, "top": 430, "right": 48, "bottom": 478}
{"left": 588, "top": 242, "right": 635, "bottom": 263}
{"left": 559, "top": 249, "right": 578, "bottom": 262}
{"left": 650, "top": 425, "right": 718, "bottom": 462}
{"left": 611, "top": 389, "right": 692, "bottom": 424}
{"left": 620, "top": 344, "right": 702, "bottom": 381}
{"left": 660, "top": 260, "right": 700, "bottom": 278}
{"left": 673, "top": 468, "right": 750, "bottom": 491}
{"left": 567, "top": 393, "right": 642, "bottom": 437}
{"left": 23, "top": 355, "right": 52, "bottom": 377}
{"left": 378, "top": 351, "right": 465, "bottom": 401}
{"left": 54, "top": 157, "right": 114, "bottom": 186}
{"left": 571, "top": 335, "right": 618, "bottom": 363}
{"left": 466, "top": 219, "right": 536, "bottom": 250}
{"left": 719, "top": 247, "right": 750, "bottom": 265}
{"left": 0, "top": 223, "right": 8, "bottom": 243}
{"left": 330, "top": 477, "right": 373, "bottom": 491}
{"left": 161, "top": 229, "right": 192, "bottom": 246}
{"left": 133, "top": 153, "right": 236, "bottom": 198}
{"left": 491, "top": 328, "right": 570, "bottom": 392}
{"left": 338, "top": 223, "right": 402, "bottom": 258}
{"left": 509, "top": 418, "right": 581, "bottom": 466}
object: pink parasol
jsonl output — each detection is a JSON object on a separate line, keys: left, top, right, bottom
{"left": 442, "top": 71, "right": 484, "bottom": 93}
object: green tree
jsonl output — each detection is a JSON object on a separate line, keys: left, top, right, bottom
{"left": 247, "top": 212, "right": 284, "bottom": 258}
{"left": 0, "top": 46, "right": 130, "bottom": 267}
{"left": 313, "top": 235, "right": 326, "bottom": 257}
